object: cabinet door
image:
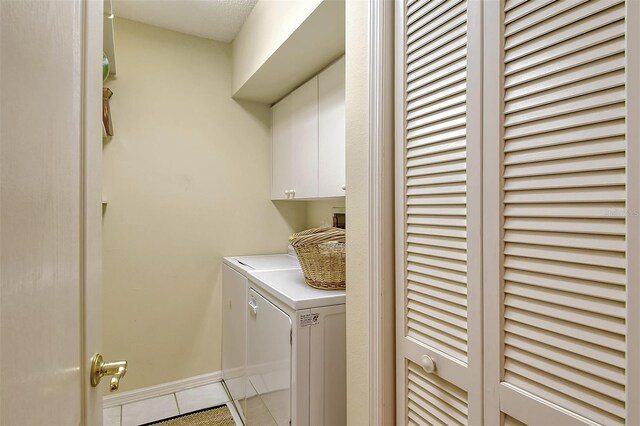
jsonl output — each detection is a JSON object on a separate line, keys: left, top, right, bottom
{"left": 246, "top": 289, "right": 292, "bottom": 426}
{"left": 318, "top": 57, "right": 346, "bottom": 197}
{"left": 272, "top": 95, "right": 294, "bottom": 200}
{"left": 290, "top": 77, "right": 319, "bottom": 199}
{"left": 395, "top": 0, "right": 483, "bottom": 424}
{"left": 483, "top": 1, "right": 639, "bottom": 425}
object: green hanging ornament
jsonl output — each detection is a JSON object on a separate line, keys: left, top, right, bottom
{"left": 103, "top": 53, "right": 110, "bottom": 82}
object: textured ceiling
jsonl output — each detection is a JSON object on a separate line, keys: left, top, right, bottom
{"left": 113, "top": 0, "right": 258, "bottom": 42}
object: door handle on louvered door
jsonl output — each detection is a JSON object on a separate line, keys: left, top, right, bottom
{"left": 420, "top": 354, "right": 436, "bottom": 374}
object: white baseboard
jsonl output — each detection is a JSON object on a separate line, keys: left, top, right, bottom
{"left": 103, "top": 371, "right": 223, "bottom": 408}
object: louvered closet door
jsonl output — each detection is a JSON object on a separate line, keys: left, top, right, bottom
{"left": 395, "top": 0, "right": 483, "bottom": 424}
{"left": 483, "top": 1, "right": 640, "bottom": 425}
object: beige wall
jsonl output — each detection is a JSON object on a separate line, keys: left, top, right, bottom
{"left": 306, "top": 199, "right": 345, "bottom": 228}
{"left": 231, "top": 0, "right": 322, "bottom": 94}
{"left": 102, "top": 18, "right": 308, "bottom": 392}
{"left": 345, "top": 0, "right": 370, "bottom": 423}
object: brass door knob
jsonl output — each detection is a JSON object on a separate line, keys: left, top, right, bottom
{"left": 90, "top": 353, "right": 127, "bottom": 392}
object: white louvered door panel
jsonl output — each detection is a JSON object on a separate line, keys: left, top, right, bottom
{"left": 484, "top": 1, "right": 640, "bottom": 425}
{"left": 396, "top": 0, "right": 483, "bottom": 424}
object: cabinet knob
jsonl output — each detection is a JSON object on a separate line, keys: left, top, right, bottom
{"left": 420, "top": 354, "right": 436, "bottom": 374}
{"left": 290, "top": 189, "right": 295, "bottom": 198}
{"left": 342, "top": 184, "right": 346, "bottom": 191}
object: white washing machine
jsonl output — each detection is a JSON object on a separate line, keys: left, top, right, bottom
{"left": 245, "top": 269, "right": 346, "bottom": 426}
{"left": 222, "top": 253, "right": 301, "bottom": 424}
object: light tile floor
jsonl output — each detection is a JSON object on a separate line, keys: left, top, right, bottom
{"left": 104, "top": 382, "right": 242, "bottom": 426}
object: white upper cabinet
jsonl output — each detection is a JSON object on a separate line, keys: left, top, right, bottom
{"left": 318, "top": 57, "right": 346, "bottom": 198}
{"left": 271, "top": 58, "right": 345, "bottom": 200}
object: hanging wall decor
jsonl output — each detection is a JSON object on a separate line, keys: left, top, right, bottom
{"left": 102, "top": 87, "right": 113, "bottom": 137}
{"left": 103, "top": 52, "right": 110, "bottom": 82}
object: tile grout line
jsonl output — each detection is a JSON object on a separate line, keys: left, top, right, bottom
{"left": 120, "top": 392, "right": 180, "bottom": 426}
{"left": 173, "top": 392, "right": 180, "bottom": 414}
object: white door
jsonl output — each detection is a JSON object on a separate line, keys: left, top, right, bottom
{"left": 318, "top": 57, "right": 346, "bottom": 198}
{"left": 0, "top": 0, "right": 104, "bottom": 424}
{"left": 483, "top": 0, "right": 639, "bottom": 424}
{"left": 395, "top": 0, "right": 483, "bottom": 424}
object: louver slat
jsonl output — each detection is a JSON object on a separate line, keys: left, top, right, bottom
{"left": 504, "top": 20, "right": 624, "bottom": 74}
{"left": 505, "top": 0, "right": 601, "bottom": 40}
{"left": 504, "top": 229, "right": 625, "bottom": 252}
{"left": 505, "top": 4, "right": 624, "bottom": 61}
{"left": 505, "top": 55, "right": 625, "bottom": 101}
{"left": 504, "top": 119, "right": 625, "bottom": 152}
{"left": 504, "top": 74, "right": 625, "bottom": 115}
{"left": 408, "top": 2, "right": 466, "bottom": 52}
{"left": 407, "top": 0, "right": 463, "bottom": 37}
{"left": 504, "top": 0, "right": 555, "bottom": 24}
{"left": 505, "top": 38, "right": 625, "bottom": 88}
{"left": 504, "top": 138, "right": 625, "bottom": 165}
{"left": 504, "top": 312, "right": 626, "bottom": 364}
{"left": 404, "top": 0, "right": 469, "bottom": 367}
{"left": 504, "top": 217, "right": 625, "bottom": 235}
{"left": 504, "top": 367, "right": 624, "bottom": 425}
{"left": 504, "top": 332, "right": 625, "bottom": 385}
{"left": 501, "top": 1, "right": 627, "bottom": 424}
{"left": 407, "top": 362, "right": 468, "bottom": 426}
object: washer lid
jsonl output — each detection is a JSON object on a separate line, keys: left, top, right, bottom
{"left": 234, "top": 254, "right": 300, "bottom": 270}
{"left": 223, "top": 254, "right": 300, "bottom": 276}
{"left": 247, "top": 269, "right": 346, "bottom": 310}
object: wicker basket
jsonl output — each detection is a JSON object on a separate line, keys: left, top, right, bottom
{"left": 289, "top": 227, "right": 346, "bottom": 290}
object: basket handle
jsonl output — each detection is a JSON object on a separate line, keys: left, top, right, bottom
{"left": 290, "top": 229, "right": 345, "bottom": 246}
{"left": 291, "top": 226, "right": 341, "bottom": 238}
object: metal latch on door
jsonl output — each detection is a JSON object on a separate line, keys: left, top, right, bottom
{"left": 249, "top": 298, "right": 258, "bottom": 316}
{"left": 90, "top": 353, "right": 128, "bottom": 392}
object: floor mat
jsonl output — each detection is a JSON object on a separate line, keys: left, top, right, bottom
{"left": 140, "top": 404, "right": 235, "bottom": 426}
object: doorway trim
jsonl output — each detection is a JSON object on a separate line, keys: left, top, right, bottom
{"left": 81, "top": 0, "right": 105, "bottom": 423}
{"left": 368, "top": 0, "right": 395, "bottom": 424}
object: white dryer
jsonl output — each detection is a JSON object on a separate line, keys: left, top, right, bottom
{"left": 222, "top": 253, "right": 301, "bottom": 424}
{"left": 245, "top": 269, "right": 346, "bottom": 426}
